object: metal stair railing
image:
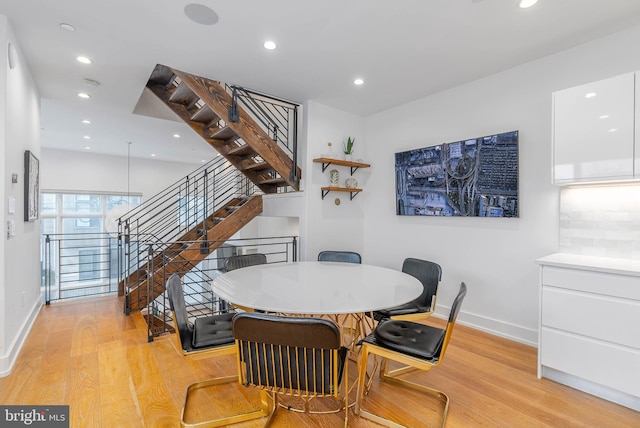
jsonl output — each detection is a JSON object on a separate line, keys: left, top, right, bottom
{"left": 227, "top": 84, "right": 300, "bottom": 183}
{"left": 42, "top": 232, "right": 118, "bottom": 304}
{"left": 144, "top": 235, "right": 299, "bottom": 342}
{"left": 118, "top": 156, "right": 259, "bottom": 314}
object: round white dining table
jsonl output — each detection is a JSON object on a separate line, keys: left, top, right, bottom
{"left": 211, "top": 261, "right": 422, "bottom": 315}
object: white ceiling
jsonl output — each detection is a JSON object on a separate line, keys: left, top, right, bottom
{"left": 3, "top": 0, "right": 640, "bottom": 164}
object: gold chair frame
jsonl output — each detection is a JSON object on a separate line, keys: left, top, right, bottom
{"left": 181, "top": 373, "right": 274, "bottom": 428}
{"left": 181, "top": 313, "right": 349, "bottom": 428}
{"left": 356, "top": 282, "right": 467, "bottom": 428}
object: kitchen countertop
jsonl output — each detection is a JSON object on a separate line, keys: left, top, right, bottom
{"left": 537, "top": 253, "right": 640, "bottom": 276}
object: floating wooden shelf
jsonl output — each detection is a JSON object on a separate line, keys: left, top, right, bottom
{"left": 313, "top": 157, "right": 371, "bottom": 175}
{"left": 321, "top": 186, "right": 363, "bottom": 200}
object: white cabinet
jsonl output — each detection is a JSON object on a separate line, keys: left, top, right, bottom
{"left": 552, "top": 72, "right": 638, "bottom": 183}
{"left": 537, "top": 254, "right": 640, "bottom": 411}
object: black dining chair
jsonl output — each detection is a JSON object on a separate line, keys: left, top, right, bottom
{"left": 223, "top": 253, "right": 267, "bottom": 272}
{"left": 223, "top": 253, "right": 268, "bottom": 313}
{"left": 371, "top": 258, "right": 442, "bottom": 322}
{"left": 317, "top": 250, "right": 362, "bottom": 264}
{"left": 181, "top": 312, "right": 350, "bottom": 427}
{"left": 165, "top": 273, "right": 236, "bottom": 356}
{"left": 356, "top": 282, "right": 467, "bottom": 428}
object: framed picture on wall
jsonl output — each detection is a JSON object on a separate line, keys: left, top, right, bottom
{"left": 24, "top": 150, "right": 40, "bottom": 221}
{"left": 395, "top": 130, "right": 519, "bottom": 217}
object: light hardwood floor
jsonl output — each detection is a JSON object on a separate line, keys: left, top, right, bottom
{"left": 0, "top": 296, "right": 638, "bottom": 427}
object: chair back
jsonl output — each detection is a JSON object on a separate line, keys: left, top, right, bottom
{"left": 402, "top": 258, "right": 442, "bottom": 311}
{"left": 318, "top": 250, "right": 362, "bottom": 264}
{"left": 224, "top": 253, "right": 267, "bottom": 271}
{"left": 166, "top": 274, "right": 193, "bottom": 351}
{"left": 232, "top": 312, "right": 347, "bottom": 397}
{"left": 439, "top": 282, "right": 467, "bottom": 360}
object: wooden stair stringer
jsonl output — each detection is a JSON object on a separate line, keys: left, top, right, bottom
{"left": 145, "top": 83, "right": 276, "bottom": 193}
{"left": 168, "top": 66, "right": 301, "bottom": 190}
{"left": 126, "top": 195, "right": 263, "bottom": 312}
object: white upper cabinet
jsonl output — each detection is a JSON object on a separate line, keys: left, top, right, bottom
{"left": 552, "top": 72, "right": 636, "bottom": 184}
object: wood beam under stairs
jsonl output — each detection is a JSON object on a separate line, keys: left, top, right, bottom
{"left": 146, "top": 64, "right": 301, "bottom": 194}
{"left": 125, "top": 195, "right": 263, "bottom": 313}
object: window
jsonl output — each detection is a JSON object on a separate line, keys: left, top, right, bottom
{"left": 40, "top": 192, "right": 141, "bottom": 300}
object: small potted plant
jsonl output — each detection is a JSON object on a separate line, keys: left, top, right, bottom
{"left": 343, "top": 137, "right": 355, "bottom": 161}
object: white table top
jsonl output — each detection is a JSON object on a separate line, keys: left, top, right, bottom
{"left": 212, "top": 261, "right": 423, "bottom": 314}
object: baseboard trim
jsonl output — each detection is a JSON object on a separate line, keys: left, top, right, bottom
{"left": 434, "top": 306, "right": 538, "bottom": 347}
{"left": 0, "top": 296, "right": 43, "bottom": 377}
{"left": 542, "top": 366, "right": 640, "bottom": 412}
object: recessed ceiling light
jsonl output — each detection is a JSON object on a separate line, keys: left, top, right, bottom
{"left": 354, "top": 78, "right": 364, "bottom": 85}
{"left": 77, "top": 92, "right": 91, "bottom": 99}
{"left": 585, "top": 92, "right": 597, "bottom": 98}
{"left": 60, "top": 23, "right": 75, "bottom": 31}
{"left": 76, "top": 56, "right": 92, "bottom": 64}
{"left": 608, "top": 128, "right": 619, "bottom": 133}
{"left": 518, "top": 0, "right": 538, "bottom": 8}
{"left": 201, "top": 159, "right": 207, "bottom": 163}
{"left": 599, "top": 115, "right": 609, "bottom": 119}
{"left": 83, "top": 135, "right": 91, "bottom": 140}
{"left": 150, "top": 153, "right": 157, "bottom": 157}
{"left": 173, "top": 133, "right": 181, "bottom": 138}
{"left": 84, "top": 146, "right": 91, "bottom": 150}
{"left": 264, "top": 40, "right": 277, "bottom": 50}
{"left": 81, "top": 119, "right": 91, "bottom": 124}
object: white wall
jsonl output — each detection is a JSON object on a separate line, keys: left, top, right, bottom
{"left": 300, "top": 101, "right": 367, "bottom": 261}
{"left": 560, "top": 183, "right": 640, "bottom": 259}
{"left": 266, "top": 25, "right": 640, "bottom": 345}
{"left": 361, "top": 25, "right": 640, "bottom": 345}
{"left": 41, "top": 148, "right": 202, "bottom": 198}
{"left": 1, "top": 17, "right": 42, "bottom": 376}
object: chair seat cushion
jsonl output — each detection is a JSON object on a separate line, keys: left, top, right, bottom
{"left": 371, "top": 301, "right": 430, "bottom": 321}
{"left": 368, "top": 320, "right": 445, "bottom": 361}
{"left": 192, "top": 313, "right": 235, "bottom": 349}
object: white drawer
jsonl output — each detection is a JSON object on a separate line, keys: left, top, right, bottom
{"left": 542, "top": 266, "right": 640, "bottom": 300}
{"left": 541, "top": 328, "right": 640, "bottom": 397}
{"left": 542, "top": 287, "right": 640, "bottom": 349}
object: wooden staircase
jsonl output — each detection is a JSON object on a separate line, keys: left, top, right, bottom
{"left": 125, "top": 195, "right": 263, "bottom": 313}
{"left": 122, "top": 66, "right": 302, "bottom": 314}
{"left": 122, "top": 65, "right": 303, "bottom": 314}
{"left": 146, "top": 64, "right": 301, "bottom": 194}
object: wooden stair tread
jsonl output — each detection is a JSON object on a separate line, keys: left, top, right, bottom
{"left": 226, "top": 143, "right": 254, "bottom": 156}
{"left": 190, "top": 106, "right": 220, "bottom": 124}
{"left": 148, "top": 64, "right": 175, "bottom": 86}
{"left": 242, "top": 161, "right": 270, "bottom": 171}
{"left": 259, "top": 177, "right": 287, "bottom": 184}
{"left": 210, "top": 126, "right": 237, "bottom": 141}
{"left": 169, "top": 81, "right": 198, "bottom": 105}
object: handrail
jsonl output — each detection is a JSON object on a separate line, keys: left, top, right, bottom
{"left": 118, "top": 157, "right": 260, "bottom": 313}
{"left": 144, "top": 235, "right": 299, "bottom": 341}
{"left": 42, "top": 232, "right": 118, "bottom": 304}
{"left": 227, "top": 84, "right": 300, "bottom": 182}
{"left": 117, "top": 80, "right": 300, "bottom": 316}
